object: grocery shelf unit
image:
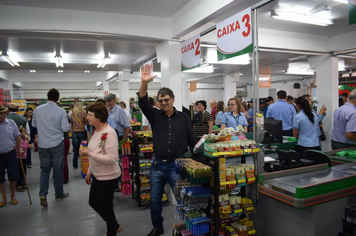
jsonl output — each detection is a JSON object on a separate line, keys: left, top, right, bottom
{"left": 60, "top": 97, "right": 98, "bottom": 113}
{"left": 193, "top": 152, "right": 256, "bottom": 236}
{"left": 131, "top": 137, "right": 169, "bottom": 208}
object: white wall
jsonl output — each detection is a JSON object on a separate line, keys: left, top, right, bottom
{"left": 188, "top": 88, "right": 224, "bottom": 113}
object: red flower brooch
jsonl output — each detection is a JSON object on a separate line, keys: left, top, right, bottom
{"left": 99, "top": 132, "right": 108, "bottom": 148}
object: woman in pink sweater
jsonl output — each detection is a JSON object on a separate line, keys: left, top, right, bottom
{"left": 79, "top": 102, "right": 122, "bottom": 236}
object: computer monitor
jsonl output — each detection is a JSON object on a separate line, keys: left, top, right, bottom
{"left": 264, "top": 117, "right": 283, "bottom": 144}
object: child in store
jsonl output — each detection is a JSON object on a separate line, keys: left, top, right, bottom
{"left": 15, "top": 126, "right": 32, "bottom": 190}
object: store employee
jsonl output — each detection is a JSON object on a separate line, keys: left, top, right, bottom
{"left": 220, "top": 97, "right": 248, "bottom": 132}
{"left": 138, "top": 64, "right": 197, "bottom": 236}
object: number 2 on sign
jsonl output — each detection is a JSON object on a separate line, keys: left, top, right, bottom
{"left": 242, "top": 14, "right": 251, "bottom": 37}
{"left": 195, "top": 38, "right": 200, "bottom": 56}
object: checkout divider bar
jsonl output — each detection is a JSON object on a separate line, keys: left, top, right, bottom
{"left": 259, "top": 163, "right": 329, "bottom": 183}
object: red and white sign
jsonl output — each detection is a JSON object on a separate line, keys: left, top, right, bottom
{"left": 181, "top": 34, "right": 201, "bottom": 71}
{"left": 216, "top": 7, "right": 252, "bottom": 61}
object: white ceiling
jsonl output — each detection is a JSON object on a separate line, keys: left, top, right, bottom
{"left": 0, "top": 0, "right": 355, "bottom": 86}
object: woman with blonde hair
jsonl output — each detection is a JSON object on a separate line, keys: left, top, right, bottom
{"left": 71, "top": 100, "right": 87, "bottom": 169}
{"left": 220, "top": 98, "right": 248, "bottom": 132}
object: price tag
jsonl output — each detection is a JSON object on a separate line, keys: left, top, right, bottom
{"left": 248, "top": 229, "right": 256, "bottom": 235}
{"left": 236, "top": 150, "right": 244, "bottom": 155}
{"left": 246, "top": 206, "right": 254, "bottom": 211}
{"left": 238, "top": 179, "right": 246, "bottom": 184}
{"left": 235, "top": 209, "right": 243, "bottom": 213}
{"left": 252, "top": 148, "right": 259, "bottom": 152}
{"left": 244, "top": 148, "right": 252, "bottom": 153}
{"left": 248, "top": 177, "right": 256, "bottom": 182}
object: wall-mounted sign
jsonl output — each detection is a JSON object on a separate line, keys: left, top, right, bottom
{"left": 216, "top": 7, "right": 252, "bottom": 61}
{"left": 181, "top": 34, "right": 201, "bottom": 71}
{"left": 258, "top": 75, "right": 271, "bottom": 88}
{"left": 189, "top": 81, "right": 197, "bottom": 92}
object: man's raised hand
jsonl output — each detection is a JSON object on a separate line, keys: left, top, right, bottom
{"left": 141, "top": 64, "right": 157, "bottom": 83}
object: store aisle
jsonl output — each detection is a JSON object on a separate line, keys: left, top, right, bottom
{"left": 0, "top": 147, "right": 177, "bottom": 236}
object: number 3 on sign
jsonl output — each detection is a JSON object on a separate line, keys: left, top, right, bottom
{"left": 242, "top": 14, "right": 251, "bottom": 37}
{"left": 195, "top": 38, "right": 200, "bottom": 56}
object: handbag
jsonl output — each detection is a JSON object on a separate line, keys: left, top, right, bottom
{"left": 319, "top": 122, "right": 326, "bottom": 141}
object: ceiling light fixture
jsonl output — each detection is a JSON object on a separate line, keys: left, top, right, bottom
{"left": 270, "top": 10, "right": 334, "bottom": 26}
{"left": 29, "top": 70, "right": 36, "bottom": 73}
{"left": 54, "top": 55, "right": 63, "bottom": 67}
{"left": 84, "top": 70, "right": 90, "bottom": 73}
{"left": 1, "top": 53, "right": 20, "bottom": 66}
{"left": 97, "top": 54, "right": 110, "bottom": 68}
{"left": 285, "top": 69, "right": 315, "bottom": 75}
{"left": 58, "top": 70, "right": 63, "bottom": 73}
{"left": 333, "top": 0, "right": 348, "bottom": 4}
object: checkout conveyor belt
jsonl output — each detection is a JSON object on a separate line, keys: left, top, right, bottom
{"left": 258, "top": 162, "right": 356, "bottom": 208}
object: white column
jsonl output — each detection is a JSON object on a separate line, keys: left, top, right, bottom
{"left": 223, "top": 73, "right": 239, "bottom": 104}
{"left": 308, "top": 56, "right": 339, "bottom": 151}
{"left": 182, "top": 82, "right": 189, "bottom": 108}
{"left": 119, "top": 69, "right": 130, "bottom": 106}
{"left": 103, "top": 82, "right": 109, "bottom": 97}
{"left": 156, "top": 41, "right": 182, "bottom": 111}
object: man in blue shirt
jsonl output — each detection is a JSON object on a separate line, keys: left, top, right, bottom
{"left": 104, "top": 93, "right": 131, "bottom": 141}
{"left": 0, "top": 104, "right": 24, "bottom": 207}
{"left": 33, "top": 88, "right": 70, "bottom": 207}
{"left": 331, "top": 89, "right": 356, "bottom": 150}
{"left": 266, "top": 90, "right": 296, "bottom": 136}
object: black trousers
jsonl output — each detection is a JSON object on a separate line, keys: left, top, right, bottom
{"left": 296, "top": 145, "right": 321, "bottom": 155}
{"left": 331, "top": 140, "right": 355, "bottom": 150}
{"left": 89, "top": 175, "right": 120, "bottom": 236}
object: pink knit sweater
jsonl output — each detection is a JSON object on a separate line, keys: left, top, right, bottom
{"left": 87, "top": 125, "right": 121, "bottom": 180}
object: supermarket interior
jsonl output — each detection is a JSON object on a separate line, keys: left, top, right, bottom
{"left": 1, "top": 0, "right": 356, "bottom": 236}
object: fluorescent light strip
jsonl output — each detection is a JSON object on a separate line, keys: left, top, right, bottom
{"left": 271, "top": 11, "right": 334, "bottom": 26}
{"left": 29, "top": 70, "right": 36, "bottom": 73}
{"left": 55, "top": 56, "right": 63, "bottom": 67}
{"left": 84, "top": 70, "right": 90, "bottom": 73}
{"left": 1, "top": 54, "right": 20, "bottom": 66}
{"left": 333, "top": 0, "right": 348, "bottom": 4}
{"left": 286, "top": 70, "right": 315, "bottom": 75}
{"left": 97, "top": 56, "right": 110, "bottom": 68}
{"left": 58, "top": 70, "right": 63, "bottom": 73}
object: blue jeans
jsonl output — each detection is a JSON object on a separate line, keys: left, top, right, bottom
{"left": 149, "top": 157, "right": 181, "bottom": 228}
{"left": 72, "top": 131, "right": 87, "bottom": 168}
{"left": 39, "top": 142, "right": 65, "bottom": 197}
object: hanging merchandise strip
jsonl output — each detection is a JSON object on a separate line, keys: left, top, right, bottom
{"left": 121, "top": 156, "right": 132, "bottom": 196}
{"left": 175, "top": 158, "right": 212, "bottom": 185}
{"left": 121, "top": 140, "right": 132, "bottom": 156}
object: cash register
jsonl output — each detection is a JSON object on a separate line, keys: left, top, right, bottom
{"left": 264, "top": 149, "right": 331, "bottom": 172}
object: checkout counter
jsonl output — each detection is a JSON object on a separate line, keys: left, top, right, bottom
{"left": 256, "top": 147, "right": 356, "bottom": 236}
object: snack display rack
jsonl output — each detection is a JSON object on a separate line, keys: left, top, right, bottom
{"left": 173, "top": 127, "right": 259, "bottom": 236}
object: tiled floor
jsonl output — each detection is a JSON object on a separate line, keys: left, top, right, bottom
{"left": 0, "top": 148, "right": 178, "bottom": 236}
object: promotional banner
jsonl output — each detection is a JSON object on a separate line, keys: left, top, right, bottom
{"left": 349, "top": 0, "right": 356, "bottom": 25}
{"left": 181, "top": 34, "right": 201, "bottom": 71}
{"left": 216, "top": 7, "right": 252, "bottom": 61}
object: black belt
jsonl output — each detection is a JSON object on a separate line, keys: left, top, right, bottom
{"left": 153, "top": 154, "right": 181, "bottom": 162}
{"left": 0, "top": 149, "right": 15, "bottom": 156}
